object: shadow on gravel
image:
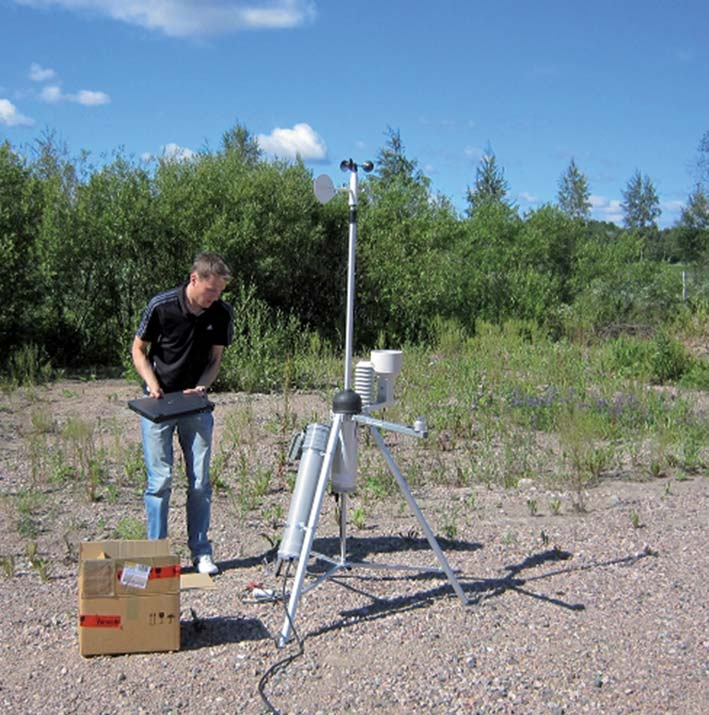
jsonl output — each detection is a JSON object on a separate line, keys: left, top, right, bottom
{"left": 209, "top": 549, "right": 279, "bottom": 573}
{"left": 306, "top": 548, "right": 587, "bottom": 642}
{"left": 467, "top": 548, "right": 585, "bottom": 611}
{"left": 305, "top": 545, "right": 660, "bottom": 642}
{"left": 180, "top": 615, "right": 270, "bottom": 650}
{"left": 257, "top": 545, "right": 658, "bottom": 713}
{"left": 306, "top": 533, "right": 483, "bottom": 570}
{"left": 210, "top": 535, "right": 481, "bottom": 576}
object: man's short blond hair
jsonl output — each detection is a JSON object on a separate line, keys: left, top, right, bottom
{"left": 191, "top": 252, "right": 231, "bottom": 282}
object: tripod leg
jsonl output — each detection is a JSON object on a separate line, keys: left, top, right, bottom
{"left": 278, "top": 414, "right": 344, "bottom": 647}
{"left": 369, "top": 426, "right": 469, "bottom": 605}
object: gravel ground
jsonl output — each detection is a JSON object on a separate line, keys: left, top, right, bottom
{"left": 0, "top": 379, "right": 707, "bottom": 714}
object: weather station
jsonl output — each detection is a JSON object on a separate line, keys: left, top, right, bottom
{"left": 273, "top": 159, "right": 468, "bottom": 648}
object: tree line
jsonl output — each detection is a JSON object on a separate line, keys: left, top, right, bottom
{"left": 1, "top": 124, "right": 707, "bottom": 374}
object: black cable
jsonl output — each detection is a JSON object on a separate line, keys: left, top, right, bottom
{"left": 257, "top": 562, "right": 306, "bottom": 715}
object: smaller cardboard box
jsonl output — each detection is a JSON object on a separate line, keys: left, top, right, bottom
{"left": 78, "top": 540, "right": 180, "bottom": 657}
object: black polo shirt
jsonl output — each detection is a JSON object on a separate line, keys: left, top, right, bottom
{"left": 136, "top": 284, "right": 233, "bottom": 392}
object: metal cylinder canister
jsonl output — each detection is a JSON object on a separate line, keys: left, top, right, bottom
{"left": 330, "top": 418, "right": 358, "bottom": 493}
{"left": 278, "top": 423, "right": 330, "bottom": 560}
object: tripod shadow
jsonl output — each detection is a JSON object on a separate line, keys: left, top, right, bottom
{"left": 180, "top": 615, "right": 271, "bottom": 650}
{"left": 464, "top": 548, "right": 583, "bottom": 610}
{"left": 303, "top": 546, "right": 660, "bottom": 643}
{"left": 306, "top": 533, "right": 483, "bottom": 573}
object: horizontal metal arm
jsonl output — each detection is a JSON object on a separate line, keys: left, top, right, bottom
{"left": 353, "top": 414, "right": 427, "bottom": 439}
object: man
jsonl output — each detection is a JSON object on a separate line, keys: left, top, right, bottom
{"left": 131, "top": 252, "right": 233, "bottom": 575}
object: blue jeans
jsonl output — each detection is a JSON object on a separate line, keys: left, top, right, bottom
{"left": 141, "top": 411, "right": 214, "bottom": 559}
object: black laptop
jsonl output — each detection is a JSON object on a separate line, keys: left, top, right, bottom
{"left": 128, "top": 391, "right": 215, "bottom": 423}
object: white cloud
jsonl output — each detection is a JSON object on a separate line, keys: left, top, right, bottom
{"left": 40, "top": 85, "right": 63, "bottom": 102}
{"left": 13, "top": 0, "right": 316, "bottom": 37}
{"left": 590, "top": 194, "right": 624, "bottom": 225}
{"left": 518, "top": 191, "right": 539, "bottom": 204}
{"left": 75, "top": 89, "right": 110, "bottom": 105}
{"left": 29, "top": 62, "right": 57, "bottom": 82}
{"left": 140, "top": 144, "right": 196, "bottom": 162}
{"left": 464, "top": 146, "right": 484, "bottom": 163}
{"left": 257, "top": 122, "right": 327, "bottom": 161}
{"left": 162, "top": 143, "right": 196, "bottom": 161}
{"left": 39, "top": 84, "right": 111, "bottom": 105}
{"left": 0, "top": 98, "right": 34, "bottom": 126}
{"left": 661, "top": 199, "right": 684, "bottom": 213}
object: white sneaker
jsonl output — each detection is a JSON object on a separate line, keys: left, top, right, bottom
{"left": 194, "top": 554, "right": 219, "bottom": 575}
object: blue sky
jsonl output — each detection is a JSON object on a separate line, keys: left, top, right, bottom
{"left": 1, "top": 0, "right": 707, "bottom": 226}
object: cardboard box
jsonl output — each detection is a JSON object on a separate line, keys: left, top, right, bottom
{"left": 78, "top": 540, "right": 180, "bottom": 657}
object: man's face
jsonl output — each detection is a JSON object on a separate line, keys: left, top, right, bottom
{"left": 189, "top": 273, "right": 227, "bottom": 309}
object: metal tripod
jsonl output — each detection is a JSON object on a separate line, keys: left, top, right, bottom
{"left": 278, "top": 406, "right": 469, "bottom": 646}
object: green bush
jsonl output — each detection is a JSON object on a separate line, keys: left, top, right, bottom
{"left": 216, "top": 283, "right": 337, "bottom": 392}
{"left": 679, "top": 359, "right": 709, "bottom": 390}
{"left": 606, "top": 336, "right": 652, "bottom": 380}
{"left": 650, "top": 332, "right": 691, "bottom": 384}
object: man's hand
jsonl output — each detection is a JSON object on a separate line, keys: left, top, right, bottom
{"left": 184, "top": 385, "right": 208, "bottom": 397}
{"left": 147, "top": 384, "right": 164, "bottom": 399}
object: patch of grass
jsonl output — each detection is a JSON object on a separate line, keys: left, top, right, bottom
{"left": 464, "top": 490, "right": 478, "bottom": 511}
{"left": 1, "top": 555, "right": 15, "bottom": 578}
{"left": 351, "top": 504, "right": 367, "bottom": 530}
{"left": 649, "top": 331, "right": 691, "bottom": 384}
{"left": 4, "top": 343, "right": 53, "bottom": 387}
{"left": 113, "top": 517, "right": 146, "bottom": 540}
{"left": 557, "top": 407, "right": 615, "bottom": 512}
{"left": 16, "top": 489, "right": 46, "bottom": 538}
{"left": 60, "top": 416, "right": 109, "bottom": 501}
{"left": 363, "top": 468, "right": 394, "bottom": 500}
{"left": 501, "top": 530, "right": 517, "bottom": 546}
{"left": 262, "top": 502, "right": 284, "bottom": 531}
{"left": 120, "top": 442, "right": 145, "bottom": 487}
{"left": 228, "top": 450, "right": 275, "bottom": 516}
{"left": 26, "top": 542, "right": 51, "bottom": 582}
{"left": 439, "top": 506, "right": 460, "bottom": 540}
{"left": 30, "top": 408, "right": 56, "bottom": 434}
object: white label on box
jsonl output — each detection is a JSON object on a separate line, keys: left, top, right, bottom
{"left": 120, "top": 562, "right": 151, "bottom": 589}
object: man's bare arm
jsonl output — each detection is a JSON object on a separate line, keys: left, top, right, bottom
{"left": 185, "top": 345, "right": 226, "bottom": 395}
{"left": 131, "top": 336, "right": 163, "bottom": 398}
